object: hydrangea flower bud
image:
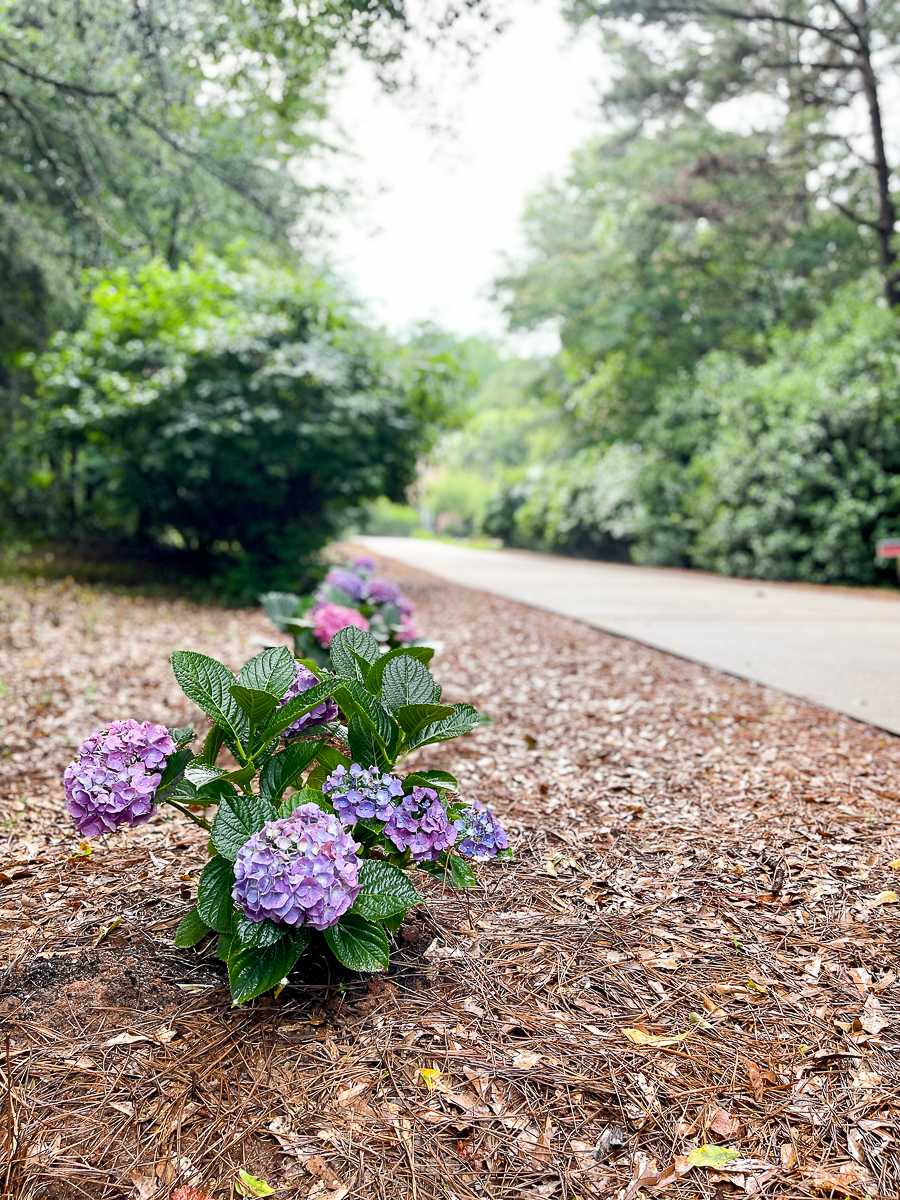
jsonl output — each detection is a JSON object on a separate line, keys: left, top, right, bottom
{"left": 365, "top": 577, "right": 400, "bottom": 604}
{"left": 384, "top": 786, "right": 456, "bottom": 862}
{"left": 277, "top": 661, "right": 338, "bottom": 738}
{"left": 312, "top": 603, "right": 369, "bottom": 648}
{"left": 64, "top": 720, "right": 175, "bottom": 838}
{"left": 454, "top": 801, "right": 509, "bottom": 860}
{"left": 324, "top": 567, "right": 367, "bottom": 601}
{"left": 323, "top": 763, "right": 404, "bottom": 825}
{"left": 232, "top": 804, "right": 361, "bottom": 931}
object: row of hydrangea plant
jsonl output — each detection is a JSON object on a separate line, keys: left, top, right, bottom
{"left": 63, "top": 626, "right": 508, "bottom": 1004}
{"left": 259, "top": 554, "right": 420, "bottom": 667}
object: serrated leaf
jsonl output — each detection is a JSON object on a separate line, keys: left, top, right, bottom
{"left": 239, "top": 645, "right": 296, "bottom": 697}
{"left": 211, "top": 794, "right": 278, "bottom": 861}
{"left": 228, "top": 928, "right": 310, "bottom": 1004}
{"left": 367, "top": 645, "right": 434, "bottom": 693}
{"left": 168, "top": 726, "right": 196, "bottom": 750}
{"left": 330, "top": 625, "right": 380, "bottom": 678}
{"left": 171, "top": 651, "right": 249, "bottom": 760}
{"left": 381, "top": 654, "right": 436, "bottom": 713}
{"left": 395, "top": 703, "right": 455, "bottom": 738}
{"left": 348, "top": 714, "right": 392, "bottom": 771}
{"left": 447, "top": 854, "right": 478, "bottom": 888}
{"left": 229, "top": 685, "right": 279, "bottom": 728}
{"left": 255, "top": 681, "right": 338, "bottom": 750}
{"left": 335, "top": 680, "right": 395, "bottom": 746}
{"left": 403, "top": 770, "right": 459, "bottom": 791}
{"left": 278, "top": 787, "right": 326, "bottom": 819}
{"left": 258, "top": 591, "right": 301, "bottom": 631}
{"left": 156, "top": 745, "right": 194, "bottom": 795}
{"left": 686, "top": 1145, "right": 740, "bottom": 1168}
{"left": 353, "top": 860, "right": 421, "bottom": 920}
{"left": 174, "top": 907, "right": 210, "bottom": 948}
{"left": 406, "top": 704, "right": 480, "bottom": 751}
{"left": 197, "top": 724, "right": 225, "bottom": 766}
{"left": 197, "top": 856, "right": 236, "bottom": 933}
{"left": 236, "top": 915, "right": 287, "bottom": 948}
{"left": 258, "top": 741, "right": 323, "bottom": 800}
{"left": 324, "top": 913, "right": 389, "bottom": 972}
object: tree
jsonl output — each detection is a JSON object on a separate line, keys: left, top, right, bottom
{"left": 0, "top": 0, "right": 500, "bottom": 373}
{"left": 2, "top": 253, "right": 465, "bottom": 597}
{"left": 498, "top": 121, "right": 868, "bottom": 438}
{"left": 564, "top": 0, "right": 900, "bottom": 305}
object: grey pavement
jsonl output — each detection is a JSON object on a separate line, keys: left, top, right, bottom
{"left": 354, "top": 536, "right": 900, "bottom": 735}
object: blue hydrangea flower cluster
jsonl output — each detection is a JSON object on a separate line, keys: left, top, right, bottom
{"left": 324, "top": 567, "right": 367, "bottom": 602}
{"left": 384, "top": 786, "right": 457, "bottom": 862}
{"left": 64, "top": 720, "right": 175, "bottom": 838}
{"left": 232, "top": 803, "right": 361, "bottom": 930}
{"left": 323, "top": 763, "right": 404, "bottom": 824}
{"left": 277, "top": 661, "right": 338, "bottom": 738}
{"left": 454, "top": 801, "right": 509, "bottom": 860}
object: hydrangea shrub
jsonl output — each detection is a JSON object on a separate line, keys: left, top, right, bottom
{"left": 260, "top": 556, "right": 420, "bottom": 664}
{"left": 63, "top": 628, "right": 507, "bottom": 1003}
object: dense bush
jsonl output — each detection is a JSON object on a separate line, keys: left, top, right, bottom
{"left": 3, "top": 255, "right": 460, "bottom": 598}
{"left": 686, "top": 287, "right": 900, "bottom": 584}
{"left": 481, "top": 282, "right": 900, "bottom": 586}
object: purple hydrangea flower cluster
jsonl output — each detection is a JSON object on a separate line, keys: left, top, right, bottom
{"left": 232, "top": 803, "right": 361, "bottom": 930}
{"left": 454, "top": 801, "right": 508, "bottom": 860}
{"left": 384, "top": 786, "right": 457, "bottom": 862}
{"left": 365, "top": 577, "right": 400, "bottom": 604}
{"left": 323, "top": 763, "right": 404, "bottom": 824}
{"left": 324, "top": 567, "right": 367, "bottom": 602}
{"left": 64, "top": 720, "right": 175, "bottom": 838}
{"left": 277, "top": 662, "right": 338, "bottom": 738}
{"left": 351, "top": 555, "right": 375, "bottom": 572}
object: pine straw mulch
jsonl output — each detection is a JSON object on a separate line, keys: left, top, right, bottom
{"left": 0, "top": 554, "right": 898, "bottom": 1200}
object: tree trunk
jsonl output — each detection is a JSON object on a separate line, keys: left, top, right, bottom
{"left": 856, "top": 0, "right": 900, "bottom": 306}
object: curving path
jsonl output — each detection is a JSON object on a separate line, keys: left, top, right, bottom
{"left": 355, "top": 535, "right": 900, "bottom": 734}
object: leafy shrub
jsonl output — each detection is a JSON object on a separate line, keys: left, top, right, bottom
{"left": 4, "top": 255, "right": 459, "bottom": 599}
{"left": 687, "top": 285, "right": 900, "bottom": 584}
{"left": 63, "top": 630, "right": 507, "bottom": 1004}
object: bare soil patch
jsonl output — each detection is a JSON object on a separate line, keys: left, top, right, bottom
{"left": 1, "top": 558, "right": 898, "bottom": 1199}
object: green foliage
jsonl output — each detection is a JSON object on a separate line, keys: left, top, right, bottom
{"left": 686, "top": 283, "right": 900, "bottom": 585}
{"left": 71, "top": 621, "right": 502, "bottom": 1004}
{"left": 499, "top": 122, "right": 871, "bottom": 440}
{"left": 4, "top": 255, "right": 460, "bottom": 597}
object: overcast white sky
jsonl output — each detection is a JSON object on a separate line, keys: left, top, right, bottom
{"left": 319, "top": 0, "right": 607, "bottom": 342}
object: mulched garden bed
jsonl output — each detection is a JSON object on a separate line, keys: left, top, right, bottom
{"left": 1, "top": 554, "right": 898, "bottom": 1200}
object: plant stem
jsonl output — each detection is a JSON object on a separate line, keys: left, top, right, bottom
{"left": 163, "top": 798, "right": 211, "bottom": 831}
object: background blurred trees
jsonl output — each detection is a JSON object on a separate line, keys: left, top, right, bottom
{"left": 4, "top": 254, "right": 466, "bottom": 598}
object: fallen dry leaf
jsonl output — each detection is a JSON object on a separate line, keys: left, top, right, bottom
{"left": 708, "top": 1107, "right": 744, "bottom": 1139}
{"left": 622, "top": 1027, "right": 691, "bottom": 1048}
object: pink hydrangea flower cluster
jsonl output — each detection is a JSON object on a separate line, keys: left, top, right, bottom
{"left": 311, "top": 602, "right": 369, "bottom": 648}
{"left": 64, "top": 720, "right": 175, "bottom": 838}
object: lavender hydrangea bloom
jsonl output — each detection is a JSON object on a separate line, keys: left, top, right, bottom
{"left": 276, "top": 662, "right": 338, "bottom": 738}
{"left": 323, "top": 763, "right": 404, "bottom": 825}
{"left": 384, "top": 786, "right": 456, "bottom": 862}
{"left": 365, "top": 577, "right": 400, "bottom": 604}
{"left": 324, "top": 567, "right": 367, "bottom": 602}
{"left": 351, "top": 555, "right": 375, "bottom": 573}
{"left": 64, "top": 720, "right": 175, "bottom": 838}
{"left": 394, "top": 591, "right": 415, "bottom": 616}
{"left": 454, "top": 801, "right": 509, "bottom": 860}
{"left": 232, "top": 804, "right": 361, "bottom": 931}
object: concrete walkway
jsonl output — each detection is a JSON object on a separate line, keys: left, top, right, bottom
{"left": 355, "top": 536, "right": 900, "bottom": 735}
